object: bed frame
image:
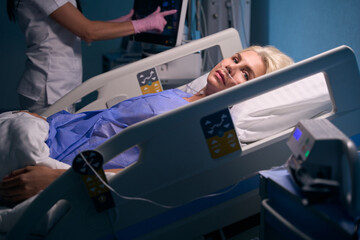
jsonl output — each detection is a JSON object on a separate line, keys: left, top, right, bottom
{"left": 7, "top": 30, "right": 360, "bottom": 239}
{"left": 42, "top": 28, "right": 243, "bottom": 117}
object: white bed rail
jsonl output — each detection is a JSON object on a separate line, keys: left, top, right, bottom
{"left": 42, "top": 28, "right": 242, "bottom": 117}
{"left": 8, "top": 46, "right": 360, "bottom": 240}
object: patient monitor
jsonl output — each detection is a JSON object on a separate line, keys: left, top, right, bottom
{"left": 132, "top": 0, "right": 202, "bottom": 87}
{"left": 105, "top": 0, "right": 201, "bottom": 88}
{"left": 131, "top": 0, "right": 188, "bottom": 47}
{"left": 286, "top": 119, "right": 360, "bottom": 218}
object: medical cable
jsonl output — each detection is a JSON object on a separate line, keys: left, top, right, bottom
{"left": 220, "top": 63, "right": 237, "bottom": 83}
{"left": 78, "top": 152, "right": 119, "bottom": 239}
{"left": 79, "top": 151, "right": 259, "bottom": 209}
{"left": 184, "top": 83, "right": 205, "bottom": 96}
{"left": 238, "top": 0, "right": 250, "bottom": 48}
{"left": 198, "top": 1, "right": 216, "bottom": 72}
{"left": 183, "top": 63, "right": 236, "bottom": 96}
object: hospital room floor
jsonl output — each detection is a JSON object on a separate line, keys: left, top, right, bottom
{"left": 202, "top": 213, "right": 260, "bottom": 240}
{"left": 203, "top": 226, "right": 259, "bottom": 240}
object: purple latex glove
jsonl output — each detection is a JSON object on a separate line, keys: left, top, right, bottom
{"left": 109, "top": 9, "right": 134, "bottom": 22}
{"left": 132, "top": 6, "right": 177, "bottom": 34}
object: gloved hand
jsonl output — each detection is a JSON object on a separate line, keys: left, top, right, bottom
{"left": 132, "top": 6, "right": 177, "bottom": 34}
{"left": 109, "top": 9, "right": 134, "bottom": 22}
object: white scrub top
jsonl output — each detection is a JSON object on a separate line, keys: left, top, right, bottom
{"left": 16, "top": 0, "right": 82, "bottom": 104}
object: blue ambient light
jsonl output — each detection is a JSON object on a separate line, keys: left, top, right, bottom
{"left": 293, "top": 127, "right": 302, "bottom": 141}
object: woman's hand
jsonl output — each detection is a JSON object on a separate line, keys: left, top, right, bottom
{"left": 132, "top": 6, "right": 177, "bottom": 33}
{"left": 0, "top": 166, "right": 66, "bottom": 204}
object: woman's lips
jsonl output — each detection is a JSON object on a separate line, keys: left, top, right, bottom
{"left": 215, "top": 70, "right": 225, "bottom": 84}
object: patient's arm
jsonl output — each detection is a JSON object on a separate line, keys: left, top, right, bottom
{"left": 105, "top": 168, "right": 123, "bottom": 173}
{"left": 0, "top": 166, "right": 65, "bottom": 204}
{"left": 0, "top": 165, "right": 123, "bottom": 204}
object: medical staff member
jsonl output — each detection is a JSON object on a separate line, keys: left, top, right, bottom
{"left": 7, "top": 0, "right": 177, "bottom": 114}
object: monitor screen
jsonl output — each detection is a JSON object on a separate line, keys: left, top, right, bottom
{"left": 131, "top": 0, "right": 188, "bottom": 47}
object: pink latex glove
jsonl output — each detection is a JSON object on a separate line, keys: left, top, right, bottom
{"left": 109, "top": 9, "right": 134, "bottom": 22}
{"left": 132, "top": 6, "right": 177, "bottom": 34}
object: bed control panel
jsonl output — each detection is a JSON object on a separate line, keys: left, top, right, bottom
{"left": 137, "top": 67, "right": 163, "bottom": 95}
{"left": 73, "top": 150, "right": 115, "bottom": 213}
{"left": 201, "top": 108, "right": 241, "bottom": 159}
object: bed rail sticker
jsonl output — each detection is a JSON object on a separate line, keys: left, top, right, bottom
{"left": 201, "top": 108, "right": 241, "bottom": 159}
{"left": 73, "top": 150, "right": 115, "bottom": 212}
{"left": 137, "top": 67, "right": 163, "bottom": 95}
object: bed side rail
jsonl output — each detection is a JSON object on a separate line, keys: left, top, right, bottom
{"left": 42, "top": 28, "right": 242, "bottom": 117}
{"left": 98, "top": 45, "right": 360, "bottom": 163}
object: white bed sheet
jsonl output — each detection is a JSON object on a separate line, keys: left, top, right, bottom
{"left": 0, "top": 112, "right": 71, "bottom": 235}
{"left": 0, "top": 111, "right": 70, "bottom": 180}
{"left": 180, "top": 72, "right": 332, "bottom": 143}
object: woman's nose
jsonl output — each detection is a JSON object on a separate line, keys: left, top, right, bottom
{"left": 225, "top": 65, "right": 232, "bottom": 75}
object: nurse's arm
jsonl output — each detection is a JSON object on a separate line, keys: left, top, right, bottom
{"left": 50, "top": 2, "right": 135, "bottom": 43}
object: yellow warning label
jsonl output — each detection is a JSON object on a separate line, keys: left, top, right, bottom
{"left": 140, "top": 80, "right": 162, "bottom": 95}
{"left": 137, "top": 68, "right": 163, "bottom": 95}
{"left": 205, "top": 129, "right": 241, "bottom": 158}
{"left": 201, "top": 108, "right": 241, "bottom": 159}
{"left": 81, "top": 170, "right": 108, "bottom": 198}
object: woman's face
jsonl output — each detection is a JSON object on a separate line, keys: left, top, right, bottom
{"left": 205, "top": 50, "right": 266, "bottom": 95}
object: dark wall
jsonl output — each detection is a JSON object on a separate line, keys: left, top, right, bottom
{"left": 251, "top": 0, "right": 360, "bottom": 65}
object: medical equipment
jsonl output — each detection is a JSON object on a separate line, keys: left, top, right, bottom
{"left": 259, "top": 168, "right": 360, "bottom": 240}
{"left": 260, "top": 117, "right": 360, "bottom": 239}
{"left": 130, "top": 0, "right": 188, "bottom": 47}
{"left": 287, "top": 119, "right": 360, "bottom": 218}
{"left": 107, "top": 0, "right": 192, "bottom": 87}
{"left": 6, "top": 30, "right": 360, "bottom": 239}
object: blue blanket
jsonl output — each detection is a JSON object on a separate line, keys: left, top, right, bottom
{"left": 46, "top": 89, "right": 191, "bottom": 169}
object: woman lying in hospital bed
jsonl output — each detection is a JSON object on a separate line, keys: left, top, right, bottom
{"left": 0, "top": 45, "right": 293, "bottom": 207}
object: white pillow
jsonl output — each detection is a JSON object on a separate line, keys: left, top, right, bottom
{"left": 0, "top": 112, "right": 70, "bottom": 180}
{"left": 180, "top": 72, "right": 332, "bottom": 143}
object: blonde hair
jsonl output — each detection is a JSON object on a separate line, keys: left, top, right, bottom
{"left": 241, "top": 45, "right": 294, "bottom": 74}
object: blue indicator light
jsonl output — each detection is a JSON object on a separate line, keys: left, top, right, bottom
{"left": 293, "top": 128, "right": 302, "bottom": 141}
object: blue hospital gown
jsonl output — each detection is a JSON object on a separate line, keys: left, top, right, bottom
{"left": 46, "top": 89, "right": 192, "bottom": 169}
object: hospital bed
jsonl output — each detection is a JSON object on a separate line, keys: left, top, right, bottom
{"left": 41, "top": 28, "right": 243, "bottom": 117}
{"left": 6, "top": 28, "right": 360, "bottom": 239}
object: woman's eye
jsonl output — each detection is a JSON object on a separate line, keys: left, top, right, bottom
{"left": 243, "top": 71, "right": 249, "bottom": 80}
{"left": 233, "top": 57, "right": 239, "bottom": 64}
